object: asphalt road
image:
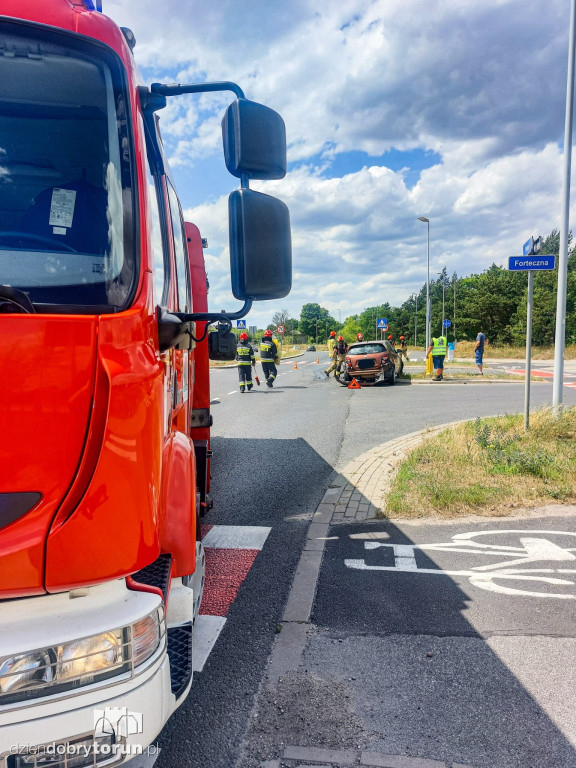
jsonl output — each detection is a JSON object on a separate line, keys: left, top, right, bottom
{"left": 154, "top": 351, "right": 576, "bottom": 768}
{"left": 306, "top": 517, "right": 576, "bottom": 768}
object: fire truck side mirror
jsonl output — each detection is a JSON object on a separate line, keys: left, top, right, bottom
{"left": 228, "top": 189, "right": 292, "bottom": 301}
{"left": 222, "top": 99, "right": 286, "bottom": 180}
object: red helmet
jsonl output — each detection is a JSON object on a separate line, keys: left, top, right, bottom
{"left": 239, "top": 332, "right": 249, "bottom": 340}
{"left": 338, "top": 335, "right": 344, "bottom": 341}
{"left": 388, "top": 335, "right": 393, "bottom": 340}
{"left": 400, "top": 335, "right": 405, "bottom": 340}
{"left": 330, "top": 330, "right": 336, "bottom": 337}
{"left": 356, "top": 333, "right": 364, "bottom": 341}
{"left": 264, "top": 329, "right": 273, "bottom": 337}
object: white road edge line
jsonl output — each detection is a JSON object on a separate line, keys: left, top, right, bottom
{"left": 192, "top": 615, "right": 227, "bottom": 672}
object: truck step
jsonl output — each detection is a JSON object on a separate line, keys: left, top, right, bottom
{"left": 132, "top": 553, "right": 172, "bottom": 603}
{"left": 167, "top": 623, "right": 193, "bottom": 699}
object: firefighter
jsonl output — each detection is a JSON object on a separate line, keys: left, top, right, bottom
{"left": 327, "top": 330, "right": 337, "bottom": 355}
{"left": 427, "top": 335, "right": 447, "bottom": 381}
{"left": 259, "top": 329, "right": 279, "bottom": 387}
{"left": 236, "top": 332, "right": 255, "bottom": 392}
{"left": 398, "top": 335, "right": 409, "bottom": 362}
{"left": 387, "top": 334, "right": 396, "bottom": 348}
{"left": 325, "top": 335, "right": 348, "bottom": 377}
{"left": 356, "top": 333, "right": 364, "bottom": 342}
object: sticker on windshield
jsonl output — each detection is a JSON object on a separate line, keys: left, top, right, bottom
{"left": 49, "top": 188, "right": 77, "bottom": 229}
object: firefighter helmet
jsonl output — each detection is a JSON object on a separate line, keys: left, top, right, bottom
{"left": 264, "top": 329, "right": 273, "bottom": 337}
{"left": 330, "top": 330, "right": 336, "bottom": 337}
{"left": 338, "top": 335, "right": 344, "bottom": 341}
{"left": 356, "top": 333, "right": 364, "bottom": 341}
{"left": 239, "top": 332, "right": 249, "bottom": 340}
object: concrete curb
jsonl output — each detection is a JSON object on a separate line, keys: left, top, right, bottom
{"left": 260, "top": 745, "right": 474, "bottom": 767}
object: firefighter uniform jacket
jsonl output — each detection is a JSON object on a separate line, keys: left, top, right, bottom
{"left": 236, "top": 341, "right": 255, "bottom": 366}
{"left": 335, "top": 338, "right": 347, "bottom": 355}
{"left": 259, "top": 337, "right": 277, "bottom": 362}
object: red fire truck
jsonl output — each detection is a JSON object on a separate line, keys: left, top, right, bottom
{"left": 0, "top": 0, "right": 291, "bottom": 764}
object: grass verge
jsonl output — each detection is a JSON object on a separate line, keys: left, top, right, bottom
{"left": 403, "top": 371, "right": 547, "bottom": 381}
{"left": 384, "top": 407, "right": 576, "bottom": 519}
{"left": 453, "top": 341, "right": 576, "bottom": 360}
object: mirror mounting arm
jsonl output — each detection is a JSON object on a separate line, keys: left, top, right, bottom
{"left": 174, "top": 298, "right": 253, "bottom": 324}
{"left": 150, "top": 81, "right": 245, "bottom": 99}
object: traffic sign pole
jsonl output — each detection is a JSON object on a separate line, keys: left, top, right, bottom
{"left": 509, "top": 243, "right": 556, "bottom": 430}
{"left": 524, "top": 271, "right": 533, "bottom": 431}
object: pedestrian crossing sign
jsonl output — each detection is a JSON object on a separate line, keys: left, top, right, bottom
{"left": 377, "top": 318, "right": 388, "bottom": 330}
{"left": 236, "top": 320, "right": 247, "bottom": 329}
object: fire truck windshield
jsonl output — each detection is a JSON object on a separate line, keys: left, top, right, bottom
{"left": 0, "top": 24, "right": 135, "bottom": 312}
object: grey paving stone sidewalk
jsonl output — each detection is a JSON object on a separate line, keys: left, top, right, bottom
{"left": 329, "top": 423, "right": 462, "bottom": 523}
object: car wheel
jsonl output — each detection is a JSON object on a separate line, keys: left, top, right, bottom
{"left": 386, "top": 366, "right": 396, "bottom": 385}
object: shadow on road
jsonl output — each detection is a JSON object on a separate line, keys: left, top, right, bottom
{"left": 154, "top": 435, "right": 576, "bottom": 768}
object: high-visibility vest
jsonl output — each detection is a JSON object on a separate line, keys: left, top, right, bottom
{"left": 432, "top": 336, "right": 447, "bottom": 355}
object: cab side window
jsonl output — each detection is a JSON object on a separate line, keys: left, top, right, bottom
{"left": 146, "top": 167, "right": 168, "bottom": 307}
{"left": 167, "top": 181, "right": 190, "bottom": 313}
{"left": 143, "top": 118, "right": 169, "bottom": 308}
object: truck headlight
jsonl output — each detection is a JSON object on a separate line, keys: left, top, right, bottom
{"left": 0, "top": 650, "right": 53, "bottom": 694}
{"left": 57, "top": 630, "right": 124, "bottom": 682}
{"left": 0, "top": 608, "right": 164, "bottom": 705}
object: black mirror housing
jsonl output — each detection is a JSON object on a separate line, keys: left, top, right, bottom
{"left": 208, "top": 324, "right": 237, "bottom": 360}
{"left": 229, "top": 189, "right": 291, "bottom": 301}
{"left": 222, "top": 99, "right": 287, "bottom": 180}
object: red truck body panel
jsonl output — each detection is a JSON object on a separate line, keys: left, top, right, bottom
{"left": 0, "top": 0, "right": 201, "bottom": 595}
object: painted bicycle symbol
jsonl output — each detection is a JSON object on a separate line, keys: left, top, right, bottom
{"left": 345, "top": 530, "right": 576, "bottom": 598}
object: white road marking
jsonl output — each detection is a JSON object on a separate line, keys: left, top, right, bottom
{"left": 227, "top": 390, "right": 237, "bottom": 395}
{"left": 201, "top": 524, "right": 271, "bottom": 550}
{"left": 348, "top": 530, "right": 576, "bottom": 599}
{"left": 192, "top": 615, "right": 227, "bottom": 671}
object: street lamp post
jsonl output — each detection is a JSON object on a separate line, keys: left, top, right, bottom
{"left": 553, "top": 0, "right": 576, "bottom": 409}
{"left": 418, "top": 217, "right": 431, "bottom": 351}
{"left": 438, "top": 272, "right": 446, "bottom": 337}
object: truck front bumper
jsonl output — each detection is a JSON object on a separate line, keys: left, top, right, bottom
{"left": 0, "top": 581, "right": 176, "bottom": 767}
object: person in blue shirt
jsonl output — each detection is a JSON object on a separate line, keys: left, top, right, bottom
{"left": 474, "top": 331, "right": 487, "bottom": 375}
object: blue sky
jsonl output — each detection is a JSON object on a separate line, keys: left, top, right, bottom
{"left": 105, "top": 0, "right": 573, "bottom": 330}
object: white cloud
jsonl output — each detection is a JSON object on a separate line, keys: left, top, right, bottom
{"left": 102, "top": 0, "right": 574, "bottom": 328}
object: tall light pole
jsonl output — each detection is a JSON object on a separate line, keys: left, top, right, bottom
{"left": 438, "top": 271, "right": 446, "bottom": 337}
{"left": 418, "top": 217, "right": 431, "bottom": 351}
{"left": 553, "top": 0, "right": 576, "bottom": 409}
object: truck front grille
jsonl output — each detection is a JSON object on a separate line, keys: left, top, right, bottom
{"left": 7, "top": 732, "right": 121, "bottom": 768}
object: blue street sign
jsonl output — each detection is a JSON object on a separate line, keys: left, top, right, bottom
{"left": 443, "top": 319, "right": 451, "bottom": 327}
{"left": 377, "top": 318, "right": 388, "bottom": 330}
{"left": 522, "top": 237, "right": 534, "bottom": 256}
{"left": 236, "top": 319, "right": 247, "bottom": 329}
{"left": 508, "top": 255, "right": 556, "bottom": 271}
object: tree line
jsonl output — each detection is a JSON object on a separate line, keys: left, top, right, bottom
{"left": 287, "top": 230, "right": 576, "bottom": 346}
